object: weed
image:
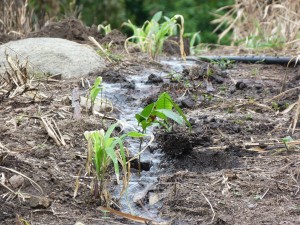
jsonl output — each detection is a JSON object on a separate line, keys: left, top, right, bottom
{"left": 218, "top": 85, "right": 227, "bottom": 92}
{"left": 203, "top": 93, "right": 214, "bottom": 102}
{"left": 245, "top": 113, "right": 253, "bottom": 121}
{"left": 271, "top": 102, "right": 280, "bottom": 111}
{"left": 251, "top": 67, "right": 259, "bottom": 76}
{"left": 282, "top": 136, "right": 293, "bottom": 151}
{"left": 123, "top": 11, "right": 186, "bottom": 60}
{"left": 211, "top": 58, "right": 234, "bottom": 70}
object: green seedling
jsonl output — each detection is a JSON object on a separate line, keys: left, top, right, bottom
{"left": 211, "top": 58, "right": 234, "bottom": 70}
{"left": 245, "top": 113, "right": 253, "bottom": 121}
{"left": 84, "top": 123, "right": 128, "bottom": 205}
{"left": 98, "top": 24, "right": 112, "bottom": 36}
{"left": 123, "top": 11, "right": 186, "bottom": 60}
{"left": 282, "top": 136, "right": 293, "bottom": 151}
{"left": 271, "top": 102, "right": 280, "bottom": 111}
{"left": 88, "top": 76, "right": 103, "bottom": 113}
{"left": 185, "top": 31, "right": 201, "bottom": 55}
{"left": 135, "top": 92, "right": 191, "bottom": 174}
{"left": 84, "top": 122, "right": 146, "bottom": 205}
{"left": 136, "top": 92, "right": 191, "bottom": 133}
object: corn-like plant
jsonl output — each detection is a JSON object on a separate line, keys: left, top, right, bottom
{"left": 84, "top": 123, "right": 127, "bottom": 205}
{"left": 123, "top": 11, "right": 186, "bottom": 60}
{"left": 84, "top": 123, "right": 146, "bottom": 205}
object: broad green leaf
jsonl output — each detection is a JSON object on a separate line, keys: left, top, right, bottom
{"left": 135, "top": 103, "right": 155, "bottom": 126}
{"left": 127, "top": 131, "right": 147, "bottom": 138}
{"left": 156, "top": 92, "right": 173, "bottom": 110}
{"left": 140, "top": 103, "right": 155, "bottom": 118}
{"left": 155, "top": 109, "right": 184, "bottom": 125}
{"left": 167, "top": 97, "right": 192, "bottom": 129}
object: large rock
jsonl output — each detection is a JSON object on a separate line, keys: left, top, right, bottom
{"left": 0, "top": 38, "right": 106, "bottom": 79}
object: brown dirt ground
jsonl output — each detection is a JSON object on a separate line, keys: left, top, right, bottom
{"left": 1, "top": 19, "right": 300, "bottom": 225}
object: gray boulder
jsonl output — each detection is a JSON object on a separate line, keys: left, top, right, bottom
{"left": 0, "top": 37, "right": 106, "bottom": 79}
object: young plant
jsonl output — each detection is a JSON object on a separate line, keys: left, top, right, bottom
{"left": 123, "top": 11, "right": 186, "bottom": 60}
{"left": 88, "top": 76, "right": 103, "bottom": 113}
{"left": 84, "top": 123, "right": 128, "bottom": 205}
{"left": 84, "top": 123, "right": 147, "bottom": 205}
{"left": 135, "top": 92, "right": 191, "bottom": 173}
{"left": 98, "top": 24, "right": 112, "bottom": 36}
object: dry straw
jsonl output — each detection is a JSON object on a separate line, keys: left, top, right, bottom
{"left": 0, "top": 0, "right": 33, "bottom": 36}
{"left": 212, "top": 0, "right": 300, "bottom": 51}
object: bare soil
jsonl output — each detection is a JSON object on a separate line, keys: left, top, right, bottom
{"left": 1, "top": 19, "right": 300, "bottom": 225}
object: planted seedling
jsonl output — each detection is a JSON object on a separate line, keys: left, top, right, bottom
{"left": 88, "top": 76, "right": 103, "bottom": 113}
{"left": 84, "top": 123, "right": 128, "bottom": 205}
{"left": 123, "top": 11, "right": 186, "bottom": 60}
{"left": 135, "top": 92, "right": 191, "bottom": 174}
{"left": 84, "top": 122, "right": 147, "bottom": 205}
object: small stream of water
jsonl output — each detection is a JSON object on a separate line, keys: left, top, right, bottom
{"left": 99, "top": 58, "right": 196, "bottom": 220}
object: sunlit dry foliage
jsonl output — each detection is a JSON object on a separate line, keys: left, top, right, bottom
{"left": 0, "top": 0, "right": 34, "bottom": 36}
{"left": 212, "top": 0, "right": 300, "bottom": 50}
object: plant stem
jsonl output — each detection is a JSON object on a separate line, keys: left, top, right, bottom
{"left": 138, "top": 137, "right": 143, "bottom": 176}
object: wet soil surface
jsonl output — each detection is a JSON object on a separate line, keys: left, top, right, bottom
{"left": 2, "top": 19, "right": 300, "bottom": 225}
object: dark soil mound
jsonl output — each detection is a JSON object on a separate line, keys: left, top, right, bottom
{"left": 27, "top": 18, "right": 103, "bottom": 43}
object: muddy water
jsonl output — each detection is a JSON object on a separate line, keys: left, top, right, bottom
{"left": 100, "top": 58, "right": 196, "bottom": 220}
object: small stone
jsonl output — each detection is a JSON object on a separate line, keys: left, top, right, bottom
{"left": 236, "top": 80, "right": 247, "bottom": 90}
{"left": 180, "top": 96, "right": 196, "bottom": 109}
{"left": 211, "top": 75, "right": 224, "bottom": 84}
{"left": 146, "top": 74, "right": 163, "bottom": 84}
{"left": 9, "top": 175, "right": 24, "bottom": 189}
{"left": 121, "top": 81, "right": 135, "bottom": 89}
{"left": 247, "top": 203, "right": 257, "bottom": 209}
{"left": 29, "top": 196, "right": 51, "bottom": 209}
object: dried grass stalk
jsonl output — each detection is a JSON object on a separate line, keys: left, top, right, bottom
{"left": 213, "top": 0, "right": 300, "bottom": 50}
{"left": 0, "top": 0, "right": 34, "bottom": 36}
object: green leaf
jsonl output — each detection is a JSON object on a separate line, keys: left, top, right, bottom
{"left": 90, "top": 77, "right": 102, "bottom": 103}
{"left": 155, "top": 109, "right": 184, "bottom": 125}
{"left": 105, "top": 145, "right": 119, "bottom": 182}
{"left": 282, "top": 136, "right": 293, "bottom": 143}
{"left": 104, "top": 123, "right": 118, "bottom": 141}
{"left": 127, "top": 131, "right": 147, "bottom": 138}
{"left": 156, "top": 92, "right": 173, "bottom": 110}
{"left": 164, "top": 95, "right": 192, "bottom": 129}
{"left": 152, "top": 11, "right": 162, "bottom": 22}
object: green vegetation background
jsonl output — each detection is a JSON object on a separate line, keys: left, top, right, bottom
{"left": 29, "top": 0, "right": 233, "bottom": 44}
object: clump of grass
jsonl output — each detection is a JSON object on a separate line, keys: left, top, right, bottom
{"left": 212, "top": 0, "right": 300, "bottom": 51}
{"left": 123, "top": 11, "right": 186, "bottom": 60}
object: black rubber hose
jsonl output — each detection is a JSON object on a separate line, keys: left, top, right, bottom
{"left": 187, "top": 55, "right": 300, "bottom": 65}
